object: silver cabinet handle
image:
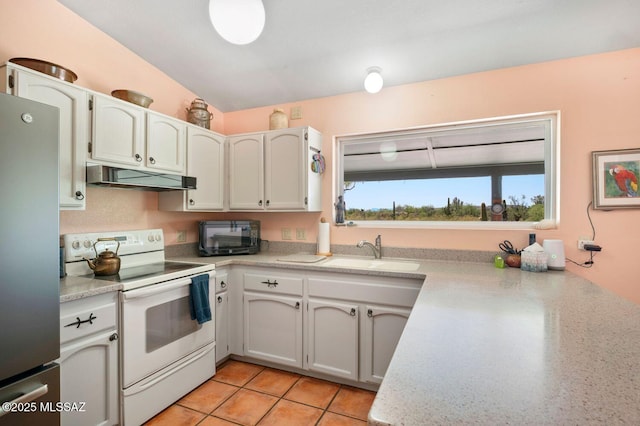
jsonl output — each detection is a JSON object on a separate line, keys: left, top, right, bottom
{"left": 135, "top": 153, "right": 142, "bottom": 162}
{"left": 367, "top": 309, "right": 373, "bottom": 317}
{"left": 295, "top": 302, "right": 300, "bottom": 309}
{"left": 149, "top": 156, "right": 156, "bottom": 164}
{"left": 189, "top": 199, "right": 195, "bottom": 205}
{"left": 350, "top": 308, "right": 357, "bottom": 316}
{"left": 220, "top": 281, "right": 227, "bottom": 288}
{"left": 75, "top": 190, "right": 84, "bottom": 200}
{"left": 258, "top": 200, "right": 263, "bottom": 206}
{"left": 217, "top": 296, "right": 223, "bottom": 303}
{"left": 109, "top": 332, "right": 118, "bottom": 341}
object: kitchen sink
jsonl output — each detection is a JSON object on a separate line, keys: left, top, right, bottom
{"left": 321, "top": 258, "right": 421, "bottom": 272}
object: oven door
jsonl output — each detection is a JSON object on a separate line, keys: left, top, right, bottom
{"left": 121, "top": 270, "right": 215, "bottom": 388}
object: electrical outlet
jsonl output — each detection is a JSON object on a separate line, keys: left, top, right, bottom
{"left": 281, "top": 228, "right": 292, "bottom": 240}
{"left": 177, "top": 230, "right": 187, "bottom": 243}
{"left": 578, "top": 239, "right": 595, "bottom": 250}
{"left": 296, "top": 228, "right": 306, "bottom": 240}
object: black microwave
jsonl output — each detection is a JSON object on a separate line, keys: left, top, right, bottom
{"left": 198, "top": 221, "right": 260, "bottom": 256}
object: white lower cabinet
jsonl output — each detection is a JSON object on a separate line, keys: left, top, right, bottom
{"left": 242, "top": 270, "right": 304, "bottom": 368}
{"left": 58, "top": 292, "right": 119, "bottom": 426}
{"left": 232, "top": 266, "right": 421, "bottom": 386}
{"left": 361, "top": 305, "right": 411, "bottom": 384}
{"left": 307, "top": 273, "right": 420, "bottom": 384}
{"left": 243, "top": 292, "right": 303, "bottom": 368}
{"left": 307, "top": 299, "right": 359, "bottom": 380}
{"left": 215, "top": 270, "right": 230, "bottom": 363}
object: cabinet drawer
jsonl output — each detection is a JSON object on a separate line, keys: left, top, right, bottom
{"left": 244, "top": 272, "right": 303, "bottom": 296}
{"left": 60, "top": 292, "right": 117, "bottom": 345}
{"left": 308, "top": 276, "right": 420, "bottom": 307}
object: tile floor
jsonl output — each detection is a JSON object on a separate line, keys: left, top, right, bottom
{"left": 145, "top": 360, "right": 376, "bottom": 426}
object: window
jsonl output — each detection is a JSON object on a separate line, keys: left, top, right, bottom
{"left": 335, "top": 112, "right": 559, "bottom": 227}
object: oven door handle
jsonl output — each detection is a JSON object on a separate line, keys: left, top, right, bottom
{"left": 122, "top": 271, "right": 215, "bottom": 300}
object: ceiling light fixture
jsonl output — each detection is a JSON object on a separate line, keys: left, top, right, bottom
{"left": 364, "top": 67, "right": 384, "bottom": 94}
{"left": 209, "top": 0, "right": 265, "bottom": 45}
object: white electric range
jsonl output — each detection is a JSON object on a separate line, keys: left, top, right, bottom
{"left": 63, "top": 229, "right": 216, "bottom": 425}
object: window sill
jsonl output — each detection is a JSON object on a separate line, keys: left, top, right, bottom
{"left": 338, "top": 220, "right": 555, "bottom": 231}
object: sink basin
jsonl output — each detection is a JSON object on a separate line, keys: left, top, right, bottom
{"left": 321, "top": 258, "right": 421, "bottom": 272}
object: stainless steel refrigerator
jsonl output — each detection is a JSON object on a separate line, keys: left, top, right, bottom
{"left": 0, "top": 92, "right": 61, "bottom": 425}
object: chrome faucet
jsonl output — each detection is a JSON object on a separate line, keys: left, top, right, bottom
{"left": 357, "top": 234, "right": 382, "bottom": 259}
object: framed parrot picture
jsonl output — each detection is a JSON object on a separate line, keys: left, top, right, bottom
{"left": 592, "top": 149, "right": 640, "bottom": 209}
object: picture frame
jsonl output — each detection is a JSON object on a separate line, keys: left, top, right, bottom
{"left": 592, "top": 148, "right": 640, "bottom": 209}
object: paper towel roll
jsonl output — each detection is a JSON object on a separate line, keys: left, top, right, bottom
{"left": 317, "top": 222, "right": 331, "bottom": 255}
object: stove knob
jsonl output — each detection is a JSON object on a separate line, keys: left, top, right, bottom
{"left": 72, "top": 241, "right": 80, "bottom": 250}
{"left": 83, "top": 240, "right": 92, "bottom": 248}
{"left": 155, "top": 234, "right": 162, "bottom": 242}
{"left": 148, "top": 235, "right": 154, "bottom": 243}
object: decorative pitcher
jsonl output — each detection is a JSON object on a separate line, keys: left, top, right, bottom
{"left": 186, "top": 98, "right": 213, "bottom": 129}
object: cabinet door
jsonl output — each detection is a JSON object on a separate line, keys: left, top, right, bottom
{"left": 307, "top": 299, "right": 359, "bottom": 380}
{"left": 215, "top": 291, "right": 230, "bottom": 363}
{"left": 186, "top": 126, "right": 225, "bottom": 210}
{"left": 215, "top": 271, "right": 230, "bottom": 363}
{"left": 91, "top": 94, "right": 145, "bottom": 167}
{"left": 11, "top": 67, "right": 87, "bottom": 209}
{"left": 243, "top": 292, "right": 302, "bottom": 367}
{"left": 265, "top": 128, "right": 306, "bottom": 210}
{"left": 146, "top": 111, "right": 186, "bottom": 173}
{"left": 59, "top": 330, "right": 119, "bottom": 426}
{"left": 228, "top": 134, "right": 264, "bottom": 210}
{"left": 361, "top": 305, "right": 411, "bottom": 384}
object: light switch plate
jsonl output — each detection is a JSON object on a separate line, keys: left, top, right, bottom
{"left": 282, "top": 228, "right": 292, "bottom": 240}
{"left": 296, "top": 228, "right": 306, "bottom": 240}
{"left": 290, "top": 106, "right": 302, "bottom": 120}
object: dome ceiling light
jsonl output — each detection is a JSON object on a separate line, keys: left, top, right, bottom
{"left": 209, "top": 0, "right": 265, "bottom": 45}
{"left": 364, "top": 67, "right": 384, "bottom": 94}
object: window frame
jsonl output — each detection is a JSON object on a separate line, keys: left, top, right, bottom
{"left": 334, "top": 111, "right": 561, "bottom": 229}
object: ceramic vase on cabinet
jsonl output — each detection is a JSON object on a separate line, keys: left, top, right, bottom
{"left": 186, "top": 98, "right": 213, "bottom": 129}
{"left": 269, "top": 108, "right": 288, "bottom": 130}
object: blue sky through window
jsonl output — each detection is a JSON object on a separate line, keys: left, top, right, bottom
{"left": 344, "top": 175, "right": 544, "bottom": 210}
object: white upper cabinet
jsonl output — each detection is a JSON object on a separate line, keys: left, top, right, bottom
{"left": 91, "top": 93, "right": 145, "bottom": 167}
{"left": 2, "top": 64, "right": 88, "bottom": 209}
{"left": 265, "top": 129, "right": 308, "bottom": 210}
{"left": 146, "top": 111, "right": 186, "bottom": 174}
{"left": 228, "top": 133, "right": 265, "bottom": 210}
{"left": 228, "top": 127, "right": 322, "bottom": 211}
{"left": 158, "top": 125, "right": 225, "bottom": 211}
{"left": 91, "top": 94, "right": 186, "bottom": 174}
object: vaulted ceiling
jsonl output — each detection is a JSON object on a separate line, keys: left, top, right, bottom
{"left": 58, "top": 0, "right": 640, "bottom": 112}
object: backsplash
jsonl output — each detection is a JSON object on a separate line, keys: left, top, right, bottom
{"left": 165, "top": 241, "right": 496, "bottom": 263}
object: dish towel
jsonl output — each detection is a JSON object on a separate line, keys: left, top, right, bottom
{"left": 189, "top": 274, "right": 212, "bottom": 324}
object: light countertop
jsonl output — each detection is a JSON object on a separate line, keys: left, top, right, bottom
{"left": 60, "top": 253, "right": 640, "bottom": 424}
{"left": 366, "top": 261, "right": 640, "bottom": 425}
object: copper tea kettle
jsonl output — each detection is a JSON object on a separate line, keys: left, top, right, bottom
{"left": 84, "top": 238, "right": 121, "bottom": 276}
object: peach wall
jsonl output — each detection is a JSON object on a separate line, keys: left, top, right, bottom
{"left": 224, "top": 49, "right": 640, "bottom": 304}
{"left": 2, "top": 1, "right": 639, "bottom": 304}
{"left": 0, "top": 0, "right": 227, "bottom": 243}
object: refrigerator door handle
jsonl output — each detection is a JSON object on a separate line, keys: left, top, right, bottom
{"left": 0, "top": 384, "right": 48, "bottom": 418}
